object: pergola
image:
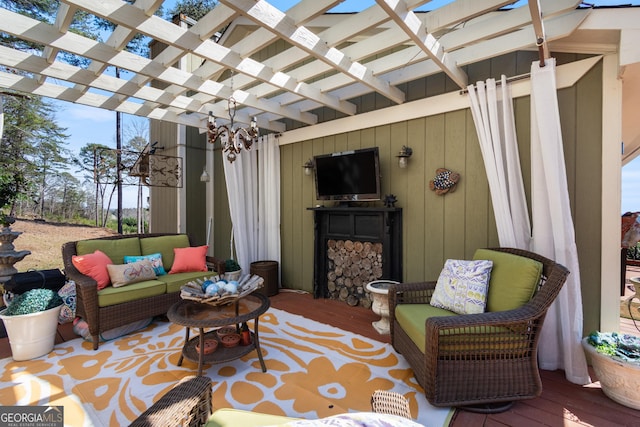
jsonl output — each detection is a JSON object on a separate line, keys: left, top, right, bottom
{"left": 1, "top": 0, "right": 636, "bottom": 155}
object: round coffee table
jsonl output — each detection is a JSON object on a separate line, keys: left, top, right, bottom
{"left": 167, "top": 292, "right": 270, "bottom": 376}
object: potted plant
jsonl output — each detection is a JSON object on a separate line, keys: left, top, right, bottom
{"left": 223, "top": 259, "right": 242, "bottom": 281}
{"left": 0, "top": 288, "right": 63, "bottom": 361}
{"left": 582, "top": 331, "right": 640, "bottom": 409}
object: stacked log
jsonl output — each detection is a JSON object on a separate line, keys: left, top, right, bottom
{"left": 326, "top": 239, "right": 383, "bottom": 308}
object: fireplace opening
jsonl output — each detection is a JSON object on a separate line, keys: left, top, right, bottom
{"left": 326, "top": 239, "right": 383, "bottom": 308}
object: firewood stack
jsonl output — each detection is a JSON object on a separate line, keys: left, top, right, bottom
{"left": 326, "top": 239, "right": 383, "bottom": 308}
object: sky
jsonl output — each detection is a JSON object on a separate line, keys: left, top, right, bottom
{"left": 51, "top": 0, "right": 640, "bottom": 209}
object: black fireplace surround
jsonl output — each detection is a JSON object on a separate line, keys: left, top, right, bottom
{"left": 309, "top": 206, "right": 403, "bottom": 299}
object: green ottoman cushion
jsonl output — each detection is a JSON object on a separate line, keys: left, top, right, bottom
{"left": 76, "top": 237, "right": 141, "bottom": 264}
{"left": 473, "top": 249, "right": 543, "bottom": 312}
{"left": 140, "top": 235, "right": 190, "bottom": 271}
{"left": 206, "top": 408, "right": 298, "bottom": 427}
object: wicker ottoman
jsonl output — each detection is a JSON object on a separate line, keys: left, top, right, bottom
{"left": 129, "top": 376, "right": 212, "bottom": 427}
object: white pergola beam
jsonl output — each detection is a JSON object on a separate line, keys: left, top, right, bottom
{"left": 376, "top": 0, "right": 467, "bottom": 88}
{"left": 220, "top": 0, "right": 405, "bottom": 105}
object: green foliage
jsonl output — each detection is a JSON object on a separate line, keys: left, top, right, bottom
{"left": 225, "top": 259, "right": 241, "bottom": 272}
{"left": 587, "top": 331, "right": 640, "bottom": 361}
{"left": 166, "top": 0, "right": 217, "bottom": 21}
{"left": 4, "top": 288, "right": 63, "bottom": 316}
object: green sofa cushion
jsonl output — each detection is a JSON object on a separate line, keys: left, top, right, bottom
{"left": 395, "top": 304, "right": 457, "bottom": 353}
{"left": 76, "top": 237, "right": 141, "bottom": 265}
{"left": 157, "top": 271, "right": 213, "bottom": 294}
{"left": 206, "top": 408, "right": 299, "bottom": 427}
{"left": 97, "top": 280, "right": 166, "bottom": 307}
{"left": 140, "top": 235, "right": 190, "bottom": 271}
{"left": 473, "top": 249, "right": 543, "bottom": 312}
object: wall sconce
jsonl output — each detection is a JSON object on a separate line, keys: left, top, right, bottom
{"left": 200, "top": 166, "right": 210, "bottom": 182}
{"left": 396, "top": 146, "right": 413, "bottom": 168}
{"left": 303, "top": 159, "right": 314, "bottom": 176}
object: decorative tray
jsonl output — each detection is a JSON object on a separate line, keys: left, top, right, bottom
{"left": 179, "top": 274, "right": 264, "bottom": 306}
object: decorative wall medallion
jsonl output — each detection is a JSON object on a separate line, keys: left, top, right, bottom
{"left": 429, "top": 168, "right": 460, "bottom": 195}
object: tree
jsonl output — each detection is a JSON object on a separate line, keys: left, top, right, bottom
{"left": 0, "top": 94, "right": 69, "bottom": 217}
{"left": 75, "top": 144, "right": 118, "bottom": 227}
{"left": 166, "top": 0, "right": 217, "bottom": 21}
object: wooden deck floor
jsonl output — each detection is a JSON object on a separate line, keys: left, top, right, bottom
{"left": 2, "top": 289, "right": 640, "bottom": 426}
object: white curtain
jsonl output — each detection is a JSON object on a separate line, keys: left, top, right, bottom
{"left": 0, "top": 95, "right": 4, "bottom": 140}
{"left": 257, "top": 133, "right": 281, "bottom": 267}
{"left": 530, "top": 58, "right": 590, "bottom": 384}
{"left": 467, "top": 76, "right": 531, "bottom": 248}
{"left": 222, "top": 134, "right": 281, "bottom": 277}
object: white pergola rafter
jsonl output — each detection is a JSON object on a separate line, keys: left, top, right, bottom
{"left": 0, "top": 0, "right": 599, "bottom": 132}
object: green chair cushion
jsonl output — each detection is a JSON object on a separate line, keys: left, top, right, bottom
{"left": 157, "top": 271, "right": 213, "bottom": 293}
{"left": 395, "top": 304, "right": 527, "bottom": 355}
{"left": 97, "top": 280, "right": 166, "bottom": 307}
{"left": 473, "top": 249, "right": 543, "bottom": 312}
{"left": 76, "top": 237, "right": 141, "bottom": 265}
{"left": 140, "top": 235, "right": 190, "bottom": 271}
{"left": 395, "top": 304, "right": 457, "bottom": 353}
{"left": 206, "top": 408, "right": 299, "bottom": 427}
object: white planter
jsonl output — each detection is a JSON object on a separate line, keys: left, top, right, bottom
{"left": 582, "top": 337, "right": 640, "bottom": 410}
{"left": 224, "top": 269, "right": 242, "bottom": 282}
{"left": 365, "top": 280, "right": 399, "bottom": 335}
{"left": 0, "top": 305, "right": 62, "bottom": 361}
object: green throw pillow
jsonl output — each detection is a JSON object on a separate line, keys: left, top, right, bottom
{"left": 140, "top": 235, "right": 190, "bottom": 271}
{"left": 76, "top": 237, "right": 141, "bottom": 265}
{"left": 473, "top": 249, "right": 543, "bottom": 312}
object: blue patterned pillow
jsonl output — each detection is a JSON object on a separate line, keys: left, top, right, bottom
{"left": 430, "top": 259, "right": 493, "bottom": 315}
{"left": 123, "top": 252, "right": 166, "bottom": 276}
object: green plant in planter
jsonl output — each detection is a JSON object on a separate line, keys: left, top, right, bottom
{"left": 4, "top": 288, "right": 63, "bottom": 316}
{"left": 586, "top": 331, "right": 640, "bottom": 363}
{"left": 225, "top": 259, "right": 241, "bottom": 272}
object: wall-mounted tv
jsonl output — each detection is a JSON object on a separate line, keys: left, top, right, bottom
{"left": 314, "top": 147, "right": 381, "bottom": 202}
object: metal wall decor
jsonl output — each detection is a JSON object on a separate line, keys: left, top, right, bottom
{"left": 96, "top": 148, "right": 183, "bottom": 188}
{"left": 429, "top": 168, "right": 460, "bottom": 195}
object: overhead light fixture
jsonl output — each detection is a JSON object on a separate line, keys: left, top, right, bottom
{"left": 207, "top": 97, "right": 259, "bottom": 163}
{"left": 303, "top": 159, "right": 314, "bottom": 176}
{"left": 396, "top": 146, "right": 413, "bottom": 168}
{"left": 200, "top": 166, "right": 210, "bottom": 182}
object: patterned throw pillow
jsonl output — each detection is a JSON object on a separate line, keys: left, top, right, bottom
{"left": 123, "top": 253, "right": 167, "bottom": 276}
{"left": 430, "top": 259, "right": 493, "bottom": 315}
{"left": 57, "top": 280, "right": 76, "bottom": 324}
{"left": 106, "top": 260, "right": 157, "bottom": 288}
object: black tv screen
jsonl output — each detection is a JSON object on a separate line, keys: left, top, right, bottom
{"left": 314, "top": 147, "right": 381, "bottom": 201}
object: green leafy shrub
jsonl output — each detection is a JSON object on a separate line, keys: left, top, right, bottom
{"left": 225, "top": 259, "right": 241, "bottom": 271}
{"left": 4, "top": 288, "right": 63, "bottom": 316}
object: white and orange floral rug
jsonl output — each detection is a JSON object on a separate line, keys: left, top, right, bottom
{"left": 0, "top": 308, "right": 453, "bottom": 427}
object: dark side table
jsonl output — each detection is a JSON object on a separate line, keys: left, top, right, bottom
{"left": 167, "top": 293, "right": 270, "bottom": 376}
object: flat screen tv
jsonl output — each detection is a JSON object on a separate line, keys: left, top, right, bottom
{"left": 314, "top": 147, "right": 381, "bottom": 202}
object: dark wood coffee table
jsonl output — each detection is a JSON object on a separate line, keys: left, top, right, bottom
{"left": 167, "top": 292, "right": 270, "bottom": 376}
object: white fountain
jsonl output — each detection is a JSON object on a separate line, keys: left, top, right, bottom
{"left": 0, "top": 217, "right": 31, "bottom": 297}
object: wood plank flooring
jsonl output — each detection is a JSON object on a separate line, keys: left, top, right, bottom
{"left": 2, "top": 289, "right": 640, "bottom": 426}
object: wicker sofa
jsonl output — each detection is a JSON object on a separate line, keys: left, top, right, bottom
{"left": 388, "top": 247, "right": 569, "bottom": 410}
{"left": 62, "top": 233, "right": 224, "bottom": 350}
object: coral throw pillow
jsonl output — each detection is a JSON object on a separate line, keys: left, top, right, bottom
{"left": 71, "top": 250, "right": 113, "bottom": 290}
{"left": 430, "top": 259, "right": 493, "bottom": 315}
{"left": 169, "top": 246, "right": 208, "bottom": 274}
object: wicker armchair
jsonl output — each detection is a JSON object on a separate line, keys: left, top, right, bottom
{"left": 388, "top": 248, "right": 569, "bottom": 411}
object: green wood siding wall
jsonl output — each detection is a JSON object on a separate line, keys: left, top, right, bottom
{"left": 185, "top": 127, "right": 208, "bottom": 246}
{"left": 149, "top": 120, "right": 178, "bottom": 233}
{"left": 278, "top": 58, "right": 603, "bottom": 334}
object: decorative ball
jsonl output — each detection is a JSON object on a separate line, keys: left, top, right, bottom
{"left": 223, "top": 283, "right": 238, "bottom": 294}
{"left": 201, "top": 280, "right": 214, "bottom": 291}
{"left": 205, "top": 283, "right": 219, "bottom": 296}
